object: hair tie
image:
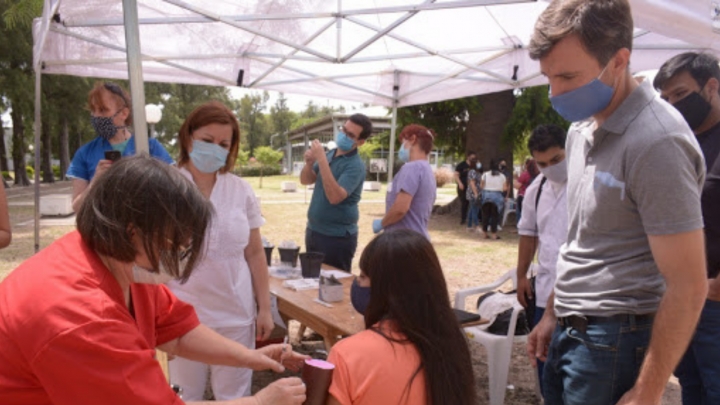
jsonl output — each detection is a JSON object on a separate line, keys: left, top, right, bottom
{"left": 426, "top": 130, "right": 434, "bottom": 139}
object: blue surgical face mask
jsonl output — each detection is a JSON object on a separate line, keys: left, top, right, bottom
{"left": 398, "top": 142, "right": 410, "bottom": 163}
{"left": 189, "top": 139, "right": 229, "bottom": 174}
{"left": 350, "top": 278, "right": 371, "bottom": 315}
{"left": 549, "top": 64, "right": 615, "bottom": 122}
{"left": 335, "top": 131, "right": 356, "bottom": 152}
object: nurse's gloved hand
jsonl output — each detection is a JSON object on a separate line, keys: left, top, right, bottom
{"left": 372, "top": 219, "right": 383, "bottom": 234}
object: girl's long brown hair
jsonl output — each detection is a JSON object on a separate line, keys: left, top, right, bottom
{"left": 359, "top": 229, "right": 476, "bottom": 405}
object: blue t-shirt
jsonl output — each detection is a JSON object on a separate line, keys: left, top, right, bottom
{"left": 307, "top": 148, "right": 365, "bottom": 237}
{"left": 66, "top": 136, "right": 174, "bottom": 181}
{"left": 385, "top": 160, "right": 436, "bottom": 240}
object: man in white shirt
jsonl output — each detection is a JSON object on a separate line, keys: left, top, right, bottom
{"left": 516, "top": 124, "right": 568, "bottom": 397}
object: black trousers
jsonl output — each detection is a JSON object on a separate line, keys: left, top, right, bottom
{"left": 457, "top": 186, "right": 469, "bottom": 224}
{"left": 482, "top": 203, "right": 499, "bottom": 233}
{"left": 305, "top": 228, "right": 357, "bottom": 272}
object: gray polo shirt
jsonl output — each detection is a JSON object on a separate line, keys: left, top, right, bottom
{"left": 555, "top": 80, "right": 706, "bottom": 318}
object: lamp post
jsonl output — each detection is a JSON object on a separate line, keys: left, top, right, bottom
{"left": 145, "top": 104, "right": 162, "bottom": 138}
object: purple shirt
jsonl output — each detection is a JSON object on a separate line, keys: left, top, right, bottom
{"left": 385, "top": 160, "right": 436, "bottom": 239}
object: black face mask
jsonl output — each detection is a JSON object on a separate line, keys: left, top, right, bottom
{"left": 673, "top": 91, "right": 712, "bottom": 131}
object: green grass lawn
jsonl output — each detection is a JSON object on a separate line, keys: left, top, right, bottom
{"left": 1, "top": 175, "right": 515, "bottom": 299}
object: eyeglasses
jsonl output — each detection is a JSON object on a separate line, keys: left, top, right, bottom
{"left": 337, "top": 125, "right": 359, "bottom": 140}
{"left": 165, "top": 238, "right": 192, "bottom": 261}
{"left": 103, "top": 82, "right": 129, "bottom": 107}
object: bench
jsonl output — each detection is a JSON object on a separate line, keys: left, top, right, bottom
{"left": 40, "top": 194, "right": 74, "bottom": 216}
{"left": 281, "top": 181, "right": 297, "bottom": 192}
{"left": 363, "top": 181, "right": 381, "bottom": 192}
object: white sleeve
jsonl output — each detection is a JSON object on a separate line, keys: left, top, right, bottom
{"left": 241, "top": 179, "right": 265, "bottom": 229}
{"left": 517, "top": 176, "right": 543, "bottom": 237}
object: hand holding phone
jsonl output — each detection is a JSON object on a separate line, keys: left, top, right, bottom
{"left": 104, "top": 150, "right": 121, "bottom": 162}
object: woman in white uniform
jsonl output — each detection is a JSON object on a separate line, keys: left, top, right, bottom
{"left": 168, "top": 101, "right": 275, "bottom": 400}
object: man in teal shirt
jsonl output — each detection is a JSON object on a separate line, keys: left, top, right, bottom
{"left": 300, "top": 114, "right": 372, "bottom": 271}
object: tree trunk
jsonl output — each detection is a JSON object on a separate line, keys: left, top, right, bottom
{"left": 10, "top": 109, "right": 30, "bottom": 186}
{"left": 59, "top": 116, "right": 70, "bottom": 181}
{"left": 0, "top": 124, "right": 9, "bottom": 173}
{"left": 466, "top": 89, "right": 516, "bottom": 197}
{"left": 433, "top": 196, "right": 461, "bottom": 215}
{"left": 41, "top": 117, "right": 54, "bottom": 183}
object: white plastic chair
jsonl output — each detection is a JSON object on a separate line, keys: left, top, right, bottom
{"left": 454, "top": 268, "right": 527, "bottom": 405}
{"left": 501, "top": 198, "right": 516, "bottom": 227}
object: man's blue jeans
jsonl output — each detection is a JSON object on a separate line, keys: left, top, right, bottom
{"left": 305, "top": 228, "right": 357, "bottom": 272}
{"left": 543, "top": 315, "right": 653, "bottom": 405}
{"left": 674, "top": 299, "right": 720, "bottom": 405}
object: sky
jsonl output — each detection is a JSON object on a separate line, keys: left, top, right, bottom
{"left": 227, "top": 87, "right": 365, "bottom": 113}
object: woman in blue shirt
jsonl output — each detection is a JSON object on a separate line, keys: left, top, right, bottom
{"left": 67, "top": 82, "right": 173, "bottom": 211}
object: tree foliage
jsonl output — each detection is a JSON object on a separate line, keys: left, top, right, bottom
{"left": 502, "top": 85, "right": 569, "bottom": 161}
{"left": 145, "top": 82, "right": 231, "bottom": 158}
{"left": 236, "top": 91, "right": 270, "bottom": 157}
{"left": 396, "top": 97, "right": 482, "bottom": 156}
{"left": 253, "top": 145, "right": 283, "bottom": 188}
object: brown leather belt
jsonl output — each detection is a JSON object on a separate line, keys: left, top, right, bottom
{"left": 557, "top": 313, "right": 655, "bottom": 333}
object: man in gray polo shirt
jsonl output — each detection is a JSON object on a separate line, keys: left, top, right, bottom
{"left": 526, "top": 1, "right": 707, "bottom": 404}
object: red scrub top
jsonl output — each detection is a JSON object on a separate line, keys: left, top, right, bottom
{"left": 0, "top": 231, "right": 200, "bottom": 405}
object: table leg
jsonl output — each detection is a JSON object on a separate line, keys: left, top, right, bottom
{"left": 323, "top": 335, "right": 340, "bottom": 350}
{"left": 297, "top": 324, "right": 307, "bottom": 341}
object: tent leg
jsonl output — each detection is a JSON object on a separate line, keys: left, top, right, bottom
{"left": 33, "top": 70, "right": 41, "bottom": 253}
{"left": 122, "top": 0, "right": 149, "bottom": 153}
{"left": 388, "top": 70, "right": 400, "bottom": 183}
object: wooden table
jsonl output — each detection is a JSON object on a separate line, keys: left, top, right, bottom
{"left": 269, "top": 271, "right": 365, "bottom": 349}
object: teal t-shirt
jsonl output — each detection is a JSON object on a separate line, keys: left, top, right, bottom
{"left": 111, "top": 139, "right": 130, "bottom": 153}
{"left": 307, "top": 148, "right": 365, "bottom": 237}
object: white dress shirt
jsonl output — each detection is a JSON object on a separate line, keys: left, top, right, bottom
{"left": 517, "top": 174, "right": 568, "bottom": 309}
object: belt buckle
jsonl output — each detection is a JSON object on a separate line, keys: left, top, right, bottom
{"left": 559, "top": 315, "right": 588, "bottom": 333}
{"left": 570, "top": 315, "right": 588, "bottom": 333}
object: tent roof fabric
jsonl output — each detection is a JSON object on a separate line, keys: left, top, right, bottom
{"left": 34, "top": 0, "right": 716, "bottom": 108}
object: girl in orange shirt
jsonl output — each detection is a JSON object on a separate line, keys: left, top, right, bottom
{"left": 327, "top": 229, "right": 476, "bottom": 405}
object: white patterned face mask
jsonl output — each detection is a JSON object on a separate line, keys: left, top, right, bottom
{"left": 132, "top": 264, "right": 174, "bottom": 284}
{"left": 132, "top": 257, "right": 189, "bottom": 285}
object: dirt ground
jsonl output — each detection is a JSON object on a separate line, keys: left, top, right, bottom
{"left": 1, "top": 179, "right": 681, "bottom": 404}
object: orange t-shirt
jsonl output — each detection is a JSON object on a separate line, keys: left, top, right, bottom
{"left": 327, "top": 322, "right": 427, "bottom": 405}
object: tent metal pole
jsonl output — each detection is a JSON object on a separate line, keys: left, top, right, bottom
{"left": 33, "top": 69, "right": 41, "bottom": 253}
{"left": 64, "top": 0, "right": 529, "bottom": 27}
{"left": 399, "top": 48, "right": 514, "bottom": 99}
{"left": 336, "top": 0, "right": 342, "bottom": 60}
{"left": 346, "top": 15, "right": 513, "bottom": 82}
{"left": 250, "top": 55, "right": 394, "bottom": 101}
{"left": 388, "top": 71, "right": 400, "bottom": 183}
{"left": 259, "top": 72, "right": 383, "bottom": 86}
{"left": 122, "top": 0, "right": 149, "bottom": 153}
{"left": 348, "top": 46, "right": 514, "bottom": 63}
{"left": 31, "top": 0, "right": 61, "bottom": 253}
{"left": 341, "top": 0, "right": 435, "bottom": 63}
{"left": 50, "top": 25, "right": 237, "bottom": 86}
{"left": 249, "top": 19, "right": 336, "bottom": 87}
{"left": 163, "top": 0, "right": 337, "bottom": 62}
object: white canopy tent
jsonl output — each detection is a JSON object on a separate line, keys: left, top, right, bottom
{"left": 29, "top": 0, "right": 719, "bottom": 249}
